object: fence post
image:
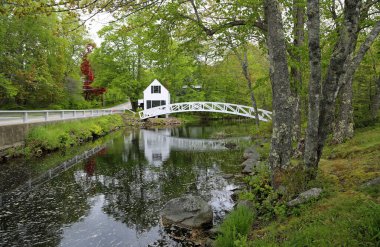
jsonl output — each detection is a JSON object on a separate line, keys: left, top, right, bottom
{"left": 73, "top": 111, "right": 76, "bottom": 118}
{"left": 23, "top": 112, "right": 28, "bottom": 123}
{"left": 45, "top": 111, "right": 49, "bottom": 121}
{"left": 61, "top": 111, "right": 64, "bottom": 119}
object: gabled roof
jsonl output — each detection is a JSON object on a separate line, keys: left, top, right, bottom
{"left": 143, "top": 79, "right": 169, "bottom": 93}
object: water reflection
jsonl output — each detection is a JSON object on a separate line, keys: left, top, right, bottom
{"left": 137, "top": 129, "right": 249, "bottom": 166}
{"left": 0, "top": 124, "right": 252, "bottom": 247}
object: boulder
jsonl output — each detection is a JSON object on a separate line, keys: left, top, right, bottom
{"left": 243, "top": 147, "right": 260, "bottom": 160}
{"left": 287, "top": 188, "right": 323, "bottom": 207}
{"left": 241, "top": 159, "right": 260, "bottom": 174}
{"left": 161, "top": 195, "right": 213, "bottom": 230}
{"left": 242, "top": 147, "right": 260, "bottom": 174}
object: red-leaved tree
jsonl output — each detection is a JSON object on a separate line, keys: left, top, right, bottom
{"left": 81, "top": 43, "right": 106, "bottom": 100}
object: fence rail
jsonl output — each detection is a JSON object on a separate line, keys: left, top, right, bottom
{"left": 0, "top": 109, "right": 126, "bottom": 126}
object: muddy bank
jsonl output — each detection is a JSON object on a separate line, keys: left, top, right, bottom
{"left": 122, "top": 114, "right": 182, "bottom": 127}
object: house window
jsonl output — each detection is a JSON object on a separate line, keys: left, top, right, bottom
{"left": 147, "top": 100, "right": 166, "bottom": 109}
{"left": 151, "top": 85, "right": 161, "bottom": 94}
{"left": 152, "top": 153, "right": 162, "bottom": 161}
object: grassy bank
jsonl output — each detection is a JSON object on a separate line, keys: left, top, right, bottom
{"left": 26, "top": 114, "right": 124, "bottom": 157}
{"left": 215, "top": 124, "right": 380, "bottom": 246}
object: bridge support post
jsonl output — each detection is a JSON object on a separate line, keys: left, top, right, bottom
{"left": 23, "top": 112, "right": 28, "bottom": 123}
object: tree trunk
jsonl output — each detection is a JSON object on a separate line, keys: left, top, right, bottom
{"left": 333, "top": 77, "right": 354, "bottom": 143}
{"left": 264, "top": 0, "right": 293, "bottom": 189}
{"left": 315, "top": 0, "right": 362, "bottom": 165}
{"left": 371, "top": 75, "right": 380, "bottom": 120}
{"left": 333, "top": 20, "right": 380, "bottom": 143}
{"left": 304, "top": 0, "right": 321, "bottom": 174}
{"left": 241, "top": 48, "right": 260, "bottom": 126}
{"left": 290, "top": 0, "right": 305, "bottom": 142}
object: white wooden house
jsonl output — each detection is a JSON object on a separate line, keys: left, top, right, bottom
{"left": 143, "top": 79, "right": 170, "bottom": 110}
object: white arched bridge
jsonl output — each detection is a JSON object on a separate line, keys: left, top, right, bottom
{"left": 139, "top": 102, "right": 272, "bottom": 121}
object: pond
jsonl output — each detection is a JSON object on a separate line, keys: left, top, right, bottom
{"left": 0, "top": 121, "right": 255, "bottom": 247}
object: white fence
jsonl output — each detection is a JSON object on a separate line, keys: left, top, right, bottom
{"left": 0, "top": 109, "right": 126, "bottom": 126}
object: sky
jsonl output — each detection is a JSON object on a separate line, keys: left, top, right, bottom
{"left": 82, "top": 12, "right": 114, "bottom": 46}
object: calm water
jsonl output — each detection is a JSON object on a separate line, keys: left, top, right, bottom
{"left": 0, "top": 122, "right": 254, "bottom": 247}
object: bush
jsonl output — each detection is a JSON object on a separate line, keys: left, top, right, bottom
{"left": 215, "top": 205, "right": 255, "bottom": 247}
{"left": 239, "top": 163, "right": 287, "bottom": 222}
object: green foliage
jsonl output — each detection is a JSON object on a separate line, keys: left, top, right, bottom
{"left": 0, "top": 12, "right": 88, "bottom": 109}
{"left": 214, "top": 205, "right": 255, "bottom": 247}
{"left": 26, "top": 115, "right": 123, "bottom": 156}
{"left": 239, "top": 163, "right": 287, "bottom": 222}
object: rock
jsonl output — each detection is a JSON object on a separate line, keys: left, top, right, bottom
{"left": 243, "top": 147, "right": 260, "bottom": 160}
{"left": 241, "top": 147, "right": 260, "bottom": 174}
{"left": 241, "top": 159, "right": 259, "bottom": 174}
{"left": 222, "top": 174, "right": 234, "bottom": 179}
{"left": 231, "top": 191, "right": 240, "bottom": 202}
{"left": 362, "top": 177, "right": 380, "bottom": 187}
{"left": 208, "top": 227, "right": 221, "bottom": 239}
{"left": 161, "top": 195, "right": 213, "bottom": 230}
{"left": 224, "top": 142, "right": 237, "bottom": 149}
{"left": 287, "top": 188, "right": 323, "bottom": 207}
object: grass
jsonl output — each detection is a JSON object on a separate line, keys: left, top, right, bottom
{"left": 214, "top": 205, "right": 255, "bottom": 247}
{"left": 250, "top": 192, "right": 380, "bottom": 246}
{"left": 26, "top": 114, "right": 123, "bottom": 156}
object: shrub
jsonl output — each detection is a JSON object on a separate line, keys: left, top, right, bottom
{"left": 239, "top": 163, "right": 286, "bottom": 222}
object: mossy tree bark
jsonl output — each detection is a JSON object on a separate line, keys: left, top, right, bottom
{"left": 264, "top": 0, "right": 294, "bottom": 188}
{"left": 333, "top": 20, "right": 380, "bottom": 143}
{"left": 314, "top": 0, "right": 362, "bottom": 168}
{"left": 304, "top": 0, "right": 321, "bottom": 174}
{"left": 371, "top": 75, "right": 380, "bottom": 120}
{"left": 290, "top": 0, "right": 305, "bottom": 142}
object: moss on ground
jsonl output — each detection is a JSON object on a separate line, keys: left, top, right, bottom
{"left": 215, "top": 124, "right": 380, "bottom": 247}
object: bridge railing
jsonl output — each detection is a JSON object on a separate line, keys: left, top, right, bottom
{"left": 139, "top": 102, "right": 272, "bottom": 121}
{"left": 0, "top": 109, "right": 125, "bottom": 126}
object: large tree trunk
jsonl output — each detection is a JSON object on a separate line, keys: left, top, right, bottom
{"left": 304, "top": 0, "right": 321, "bottom": 173}
{"left": 290, "top": 0, "right": 305, "bottom": 142}
{"left": 333, "top": 20, "right": 380, "bottom": 143}
{"left": 333, "top": 77, "right": 354, "bottom": 143}
{"left": 264, "top": 0, "right": 293, "bottom": 189}
{"left": 315, "top": 0, "right": 362, "bottom": 165}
